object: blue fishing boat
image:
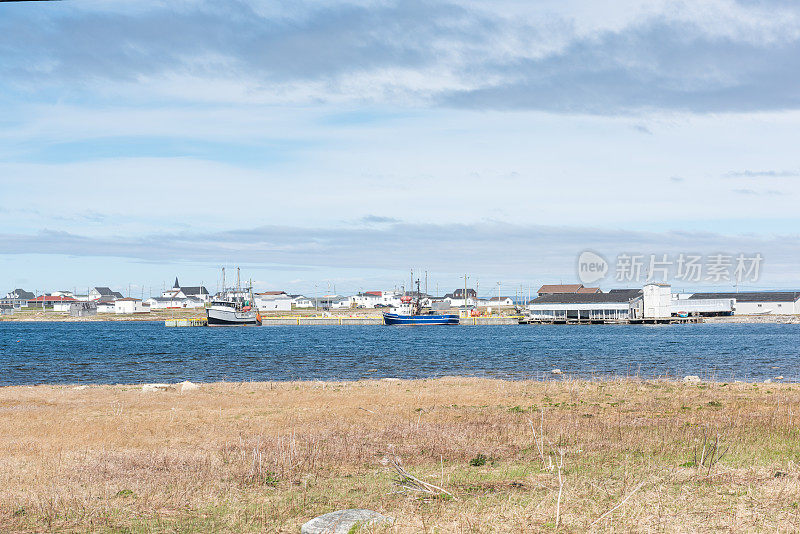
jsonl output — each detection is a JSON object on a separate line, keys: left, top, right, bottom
{"left": 382, "top": 312, "right": 459, "bottom": 325}
{"left": 382, "top": 277, "right": 459, "bottom": 325}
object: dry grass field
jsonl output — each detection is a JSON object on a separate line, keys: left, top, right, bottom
{"left": 1, "top": 377, "right": 799, "bottom": 532}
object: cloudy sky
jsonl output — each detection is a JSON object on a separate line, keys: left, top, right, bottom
{"left": 1, "top": 0, "right": 799, "bottom": 296}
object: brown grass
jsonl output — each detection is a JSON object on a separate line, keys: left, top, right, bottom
{"left": 1, "top": 377, "right": 799, "bottom": 532}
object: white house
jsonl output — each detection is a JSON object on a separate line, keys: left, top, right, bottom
{"left": 89, "top": 287, "right": 123, "bottom": 301}
{"left": 96, "top": 301, "right": 115, "bottom": 313}
{"left": 145, "top": 296, "right": 205, "bottom": 310}
{"left": 114, "top": 298, "right": 150, "bottom": 314}
{"left": 330, "top": 296, "right": 353, "bottom": 309}
{"left": 255, "top": 292, "right": 292, "bottom": 311}
{"left": 161, "top": 278, "right": 211, "bottom": 302}
{"left": 444, "top": 296, "right": 478, "bottom": 308}
{"left": 350, "top": 292, "right": 383, "bottom": 308}
{"left": 290, "top": 295, "right": 314, "bottom": 308}
{"left": 485, "top": 296, "right": 515, "bottom": 307}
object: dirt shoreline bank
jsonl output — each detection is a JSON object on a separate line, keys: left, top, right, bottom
{"left": 1, "top": 377, "right": 798, "bottom": 532}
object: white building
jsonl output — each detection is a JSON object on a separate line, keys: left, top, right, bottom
{"left": 632, "top": 283, "right": 672, "bottom": 319}
{"left": 350, "top": 292, "right": 383, "bottom": 308}
{"left": 89, "top": 287, "right": 123, "bottom": 301}
{"left": 114, "top": 298, "right": 150, "bottom": 314}
{"left": 484, "top": 296, "right": 515, "bottom": 307}
{"left": 671, "top": 295, "right": 734, "bottom": 316}
{"left": 96, "top": 301, "right": 115, "bottom": 313}
{"left": 161, "top": 278, "right": 211, "bottom": 302}
{"left": 255, "top": 292, "right": 292, "bottom": 311}
{"left": 290, "top": 295, "right": 315, "bottom": 308}
{"left": 145, "top": 296, "right": 205, "bottom": 309}
{"left": 444, "top": 296, "right": 478, "bottom": 308}
{"left": 526, "top": 289, "right": 642, "bottom": 321}
{"left": 687, "top": 291, "right": 800, "bottom": 315}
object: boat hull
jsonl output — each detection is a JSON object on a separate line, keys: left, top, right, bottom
{"left": 382, "top": 313, "right": 459, "bottom": 325}
{"left": 206, "top": 307, "right": 262, "bottom": 326}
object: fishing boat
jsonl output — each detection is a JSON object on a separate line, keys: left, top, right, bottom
{"left": 382, "top": 278, "right": 458, "bottom": 325}
{"left": 206, "top": 268, "right": 262, "bottom": 327}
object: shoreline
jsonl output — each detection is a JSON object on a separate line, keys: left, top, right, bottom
{"left": 1, "top": 374, "right": 795, "bottom": 389}
{"left": 1, "top": 376, "right": 798, "bottom": 532}
{"left": 2, "top": 313, "right": 800, "bottom": 324}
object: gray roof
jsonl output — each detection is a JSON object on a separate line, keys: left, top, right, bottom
{"left": 8, "top": 289, "right": 35, "bottom": 300}
{"left": 531, "top": 292, "right": 640, "bottom": 305}
{"left": 689, "top": 291, "right": 800, "bottom": 303}
{"left": 94, "top": 287, "right": 124, "bottom": 298}
{"left": 606, "top": 289, "right": 644, "bottom": 299}
{"left": 181, "top": 286, "right": 209, "bottom": 295}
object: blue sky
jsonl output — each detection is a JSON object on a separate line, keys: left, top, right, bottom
{"left": 1, "top": 0, "right": 799, "bottom": 296}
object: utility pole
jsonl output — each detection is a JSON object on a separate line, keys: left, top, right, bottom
{"left": 464, "top": 274, "right": 468, "bottom": 308}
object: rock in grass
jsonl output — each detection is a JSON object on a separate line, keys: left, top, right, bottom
{"left": 141, "top": 383, "right": 174, "bottom": 393}
{"left": 551, "top": 369, "right": 563, "bottom": 375}
{"left": 683, "top": 375, "right": 701, "bottom": 385}
{"left": 178, "top": 381, "right": 200, "bottom": 393}
{"left": 301, "top": 509, "right": 392, "bottom": 534}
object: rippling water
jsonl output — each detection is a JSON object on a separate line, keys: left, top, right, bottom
{"left": 0, "top": 321, "right": 798, "bottom": 384}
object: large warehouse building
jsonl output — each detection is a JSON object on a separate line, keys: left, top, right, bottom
{"left": 687, "top": 291, "right": 800, "bottom": 315}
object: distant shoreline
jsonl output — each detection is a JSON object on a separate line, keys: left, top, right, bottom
{"left": 2, "top": 313, "right": 799, "bottom": 324}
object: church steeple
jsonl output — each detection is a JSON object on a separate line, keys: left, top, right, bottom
{"left": 173, "top": 277, "right": 180, "bottom": 289}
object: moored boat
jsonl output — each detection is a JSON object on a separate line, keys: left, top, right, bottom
{"left": 206, "top": 267, "right": 262, "bottom": 327}
{"left": 382, "top": 278, "right": 458, "bottom": 325}
{"left": 382, "top": 312, "right": 459, "bottom": 325}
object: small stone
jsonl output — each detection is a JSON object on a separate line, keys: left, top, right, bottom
{"left": 683, "top": 375, "right": 701, "bottom": 385}
{"left": 178, "top": 381, "right": 200, "bottom": 393}
{"left": 380, "top": 377, "right": 401, "bottom": 382}
{"left": 551, "top": 369, "right": 563, "bottom": 375}
{"left": 72, "top": 385, "right": 89, "bottom": 390}
{"left": 301, "top": 509, "right": 393, "bottom": 534}
{"left": 775, "top": 376, "right": 784, "bottom": 380}
{"left": 764, "top": 379, "right": 772, "bottom": 384}
{"left": 141, "top": 383, "right": 174, "bottom": 393}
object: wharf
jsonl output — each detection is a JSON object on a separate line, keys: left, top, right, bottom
{"left": 518, "top": 316, "right": 703, "bottom": 325}
{"left": 165, "top": 318, "right": 208, "bottom": 327}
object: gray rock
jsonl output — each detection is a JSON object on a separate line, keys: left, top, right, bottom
{"left": 301, "top": 509, "right": 392, "bottom": 534}
{"left": 683, "top": 375, "right": 701, "bottom": 385}
{"left": 551, "top": 369, "right": 562, "bottom": 375}
{"left": 178, "top": 381, "right": 200, "bottom": 393}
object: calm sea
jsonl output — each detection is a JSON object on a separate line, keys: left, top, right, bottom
{"left": 0, "top": 322, "right": 798, "bottom": 385}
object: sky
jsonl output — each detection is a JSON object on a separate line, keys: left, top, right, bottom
{"left": 1, "top": 0, "right": 799, "bottom": 297}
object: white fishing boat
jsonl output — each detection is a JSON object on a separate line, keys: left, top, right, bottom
{"left": 206, "top": 268, "right": 262, "bottom": 326}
